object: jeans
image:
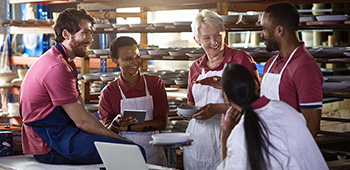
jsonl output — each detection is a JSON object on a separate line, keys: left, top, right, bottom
{"left": 34, "top": 149, "right": 83, "bottom": 164}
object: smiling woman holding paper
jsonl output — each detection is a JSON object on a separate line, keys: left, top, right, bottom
{"left": 98, "top": 36, "right": 168, "bottom": 166}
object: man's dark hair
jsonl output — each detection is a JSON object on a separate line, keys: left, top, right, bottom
{"left": 264, "top": 2, "right": 299, "bottom": 32}
{"left": 109, "top": 36, "right": 138, "bottom": 60}
{"left": 53, "top": 8, "right": 95, "bottom": 43}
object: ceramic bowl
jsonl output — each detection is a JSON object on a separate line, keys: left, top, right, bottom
{"left": 93, "top": 49, "right": 110, "bottom": 55}
{"left": 221, "top": 15, "right": 242, "bottom": 24}
{"left": 7, "top": 103, "right": 19, "bottom": 117}
{"left": 0, "top": 72, "right": 17, "bottom": 85}
{"left": 177, "top": 105, "right": 201, "bottom": 117}
{"left": 241, "top": 15, "right": 260, "bottom": 24}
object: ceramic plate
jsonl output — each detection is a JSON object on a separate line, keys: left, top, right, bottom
{"left": 129, "top": 23, "right": 150, "bottom": 28}
{"left": 324, "top": 76, "right": 350, "bottom": 82}
{"left": 316, "top": 15, "right": 348, "bottom": 21}
{"left": 173, "top": 21, "right": 192, "bottom": 26}
{"left": 94, "top": 24, "right": 112, "bottom": 28}
{"left": 93, "top": 49, "right": 110, "bottom": 55}
{"left": 221, "top": 15, "right": 242, "bottom": 24}
{"left": 322, "top": 82, "right": 350, "bottom": 90}
{"left": 151, "top": 133, "right": 190, "bottom": 144}
{"left": 186, "top": 53, "right": 204, "bottom": 58}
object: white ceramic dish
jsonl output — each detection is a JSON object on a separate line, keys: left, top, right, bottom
{"left": 300, "top": 15, "right": 316, "bottom": 22}
{"left": 316, "top": 15, "right": 348, "bottom": 21}
{"left": 94, "top": 24, "right": 113, "bottom": 28}
{"left": 324, "top": 76, "right": 350, "bottom": 82}
{"left": 169, "top": 51, "right": 187, "bottom": 56}
{"left": 148, "top": 50, "right": 169, "bottom": 56}
{"left": 93, "top": 49, "right": 110, "bottom": 55}
{"left": 112, "top": 24, "right": 130, "bottom": 28}
{"left": 322, "top": 82, "right": 350, "bottom": 90}
{"left": 173, "top": 21, "right": 192, "bottom": 26}
{"left": 186, "top": 53, "right": 204, "bottom": 58}
{"left": 241, "top": 15, "right": 260, "bottom": 24}
{"left": 151, "top": 133, "right": 190, "bottom": 144}
{"left": 0, "top": 72, "right": 17, "bottom": 85}
{"left": 177, "top": 105, "right": 201, "bottom": 117}
{"left": 83, "top": 74, "right": 100, "bottom": 81}
{"left": 100, "top": 76, "right": 115, "bottom": 82}
{"left": 129, "top": 23, "right": 150, "bottom": 28}
{"left": 221, "top": 15, "right": 242, "bottom": 24}
{"left": 152, "top": 22, "right": 174, "bottom": 27}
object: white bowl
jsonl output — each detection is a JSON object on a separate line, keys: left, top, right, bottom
{"left": 7, "top": 103, "right": 19, "bottom": 117}
{"left": 186, "top": 53, "right": 204, "bottom": 58}
{"left": 129, "top": 23, "right": 150, "bottom": 28}
{"left": 93, "top": 49, "right": 110, "bottom": 55}
{"left": 152, "top": 22, "right": 174, "bottom": 27}
{"left": 151, "top": 133, "right": 190, "bottom": 144}
{"left": 83, "top": 74, "right": 100, "bottom": 81}
{"left": 177, "top": 105, "right": 201, "bottom": 117}
{"left": 173, "top": 21, "right": 192, "bottom": 26}
{"left": 241, "top": 15, "right": 260, "bottom": 24}
{"left": 112, "top": 24, "right": 130, "bottom": 28}
{"left": 100, "top": 76, "right": 115, "bottom": 82}
{"left": 169, "top": 51, "right": 186, "bottom": 56}
{"left": 0, "top": 72, "right": 17, "bottom": 85}
{"left": 148, "top": 50, "right": 169, "bottom": 56}
{"left": 94, "top": 24, "right": 112, "bottom": 28}
{"left": 221, "top": 15, "right": 242, "bottom": 24}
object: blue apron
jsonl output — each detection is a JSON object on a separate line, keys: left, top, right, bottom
{"left": 24, "top": 44, "right": 146, "bottom": 164}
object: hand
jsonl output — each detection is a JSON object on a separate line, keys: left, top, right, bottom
{"left": 221, "top": 106, "right": 242, "bottom": 139}
{"left": 177, "top": 103, "right": 192, "bottom": 120}
{"left": 192, "top": 103, "right": 218, "bottom": 120}
{"left": 112, "top": 114, "right": 138, "bottom": 131}
{"left": 195, "top": 76, "right": 222, "bottom": 89}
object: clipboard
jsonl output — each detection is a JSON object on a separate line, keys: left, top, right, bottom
{"left": 122, "top": 109, "right": 146, "bottom": 123}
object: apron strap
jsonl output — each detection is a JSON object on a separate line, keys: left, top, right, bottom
{"left": 266, "top": 46, "right": 299, "bottom": 75}
{"left": 279, "top": 47, "right": 298, "bottom": 74}
{"left": 117, "top": 75, "right": 150, "bottom": 99}
{"left": 143, "top": 75, "right": 150, "bottom": 96}
{"left": 117, "top": 80, "right": 127, "bottom": 99}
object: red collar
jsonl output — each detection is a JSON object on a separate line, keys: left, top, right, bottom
{"left": 251, "top": 96, "right": 271, "bottom": 110}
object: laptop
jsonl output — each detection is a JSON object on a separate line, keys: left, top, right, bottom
{"left": 94, "top": 141, "right": 166, "bottom": 170}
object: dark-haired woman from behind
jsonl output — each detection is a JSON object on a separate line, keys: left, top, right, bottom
{"left": 217, "top": 64, "right": 328, "bottom": 170}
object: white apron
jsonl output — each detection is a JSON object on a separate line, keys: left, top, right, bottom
{"left": 117, "top": 75, "right": 167, "bottom": 166}
{"left": 184, "top": 64, "right": 227, "bottom": 170}
{"left": 260, "top": 48, "right": 298, "bottom": 100}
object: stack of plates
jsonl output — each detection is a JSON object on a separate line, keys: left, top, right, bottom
{"left": 129, "top": 23, "right": 151, "bottom": 28}
{"left": 94, "top": 24, "right": 113, "bottom": 28}
{"left": 300, "top": 15, "right": 316, "bottom": 22}
{"left": 322, "top": 82, "right": 350, "bottom": 90}
{"left": 173, "top": 21, "right": 192, "bottom": 26}
{"left": 316, "top": 15, "right": 348, "bottom": 21}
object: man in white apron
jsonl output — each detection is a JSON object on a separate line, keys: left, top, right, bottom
{"left": 116, "top": 76, "right": 167, "bottom": 166}
{"left": 98, "top": 36, "right": 168, "bottom": 166}
{"left": 260, "top": 2, "right": 323, "bottom": 138}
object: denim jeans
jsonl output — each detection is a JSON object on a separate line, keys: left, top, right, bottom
{"left": 34, "top": 149, "right": 82, "bottom": 164}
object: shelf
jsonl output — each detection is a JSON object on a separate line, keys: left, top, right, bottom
{"left": 9, "top": 24, "right": 54, "bottom": 34}
{"left": 6, "top": 21, "right": 350, "bottom": 35}
{"left": 11, "top": 56, "right": 117, "bottom": 69}
{"left": 9, "top": 0, "right": 77, "bottom": 4}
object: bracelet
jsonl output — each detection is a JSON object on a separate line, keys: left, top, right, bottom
{"left": 128, "top": 124, "right": 132, "bottom": 131}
